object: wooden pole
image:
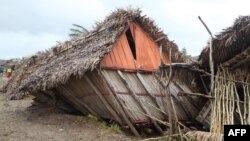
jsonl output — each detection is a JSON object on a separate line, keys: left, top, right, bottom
{"left": 178, "top": 91, "right": 244, "bottom": 104}
{"left": 166, "top": 48, "right": 176, "bottom": 135}
{"left": 136, "top": 73, "right": 164, "bottom": 112}
{"left": 198, "top": 16, "right": 214, "bottom": 96}
{"left": 117, "top": 70, "right": 164, "bottom": 134}
{"left": 83, "top": 75, "right": 123, "bottom": 124}
{"left": 199, "top": 75, "right": 209, "bottom": 95}
{"left": 99, "top": 70, "right": 140, "bottom": 137}
{"left": 56, "top": 86, "right": 100, "bottom": 118}
{"left": 198, "top": 16, "right": 213, "bottom": 37}
{"left": 160, "top": 45, "right": 163, "bottom": 66}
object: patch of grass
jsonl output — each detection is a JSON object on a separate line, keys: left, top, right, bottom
{"left": 97, "top": 121, "right": 107, "bottom": 129}
{"left": 75, "top": 116, "right": 86, "bottom": 122}
{"left": 3, "top": 101, "right": 10, "bottom": 107}
{"left": 110, "top": 123, "right": 121, "bottom": 134}
{"left": 86, "top": 114, "right": 98, "bottom": 122}
{"left": 77, "top": 114, "right": 121, "bottom": 134}
{"left": 23, "top": 95, "right": 34, "bottom": 100}
{"left": 2, "top": 131, "right": 14, "bottom": 136}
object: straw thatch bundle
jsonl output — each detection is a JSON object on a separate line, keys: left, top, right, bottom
{"left": 185, "top": 131, "right": 223, "bottom": 141}
{"left": 199, "top": 15, "right": 250, "bottom": 70}
{"left": 3, "top": 8, "right": 182, "bottom": 99}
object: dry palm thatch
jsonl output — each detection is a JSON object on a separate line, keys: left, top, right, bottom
{"left": 3, "top": 8, "right": 182, "bottom": 99}
{"left": 185, "top": 131, "right": 223, "bottom": 141}
{"left": 197, "top": 16, "right": 250, "bottom": 129}
{"left": 199, "top": 16, "right": 250, "bottom": 71}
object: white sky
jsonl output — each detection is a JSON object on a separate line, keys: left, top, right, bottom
{"left": 0, "top": 0, "right": 249, "bottom": 59}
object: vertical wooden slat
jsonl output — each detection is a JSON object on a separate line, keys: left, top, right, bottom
{"left": 83, "top": 75, "right": 123, "bottom": 124}
{"left": 120, "top": 34, "right": 137, "bottom": 69}
{"left": 112, "top": 43, "right": 123, "bottom": 68}
{"left": 136, "top": 73, "right": 165, "bottom": 114}
{"left": 56, "top": 86, "right": 100, "bottom": 118}
{"left": 101, "top": 22, "right": 171, "bottom": 71}
{"left": 110, "top": 50, "right": 118, "bottom": 67}
{"left": 117, "top": 41, "right": 129, "bottom": 68}
{"left": 99, "top": 70, "right": 140, "bottom": 137}
{"left": 117, "top": 70, "right": 163, "bottom": 134}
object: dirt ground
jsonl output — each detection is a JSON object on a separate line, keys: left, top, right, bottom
{"left": 0, "top": 77, "right": 135, "bottom": 141}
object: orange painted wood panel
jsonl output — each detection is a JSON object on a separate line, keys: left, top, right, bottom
{"left": 133, "top": 25, "right": 154, "bottom": 69}
{"left": 131, "top": 22, "right": 162, "bottom": 70}
{"left": 119, "top": 34, "right": 137, "bottom": 69}
{"left": 101, "top": 22, "right": 171, "bottom": 71}
{"left": 101, "top": 34, "right": 136, "bottom": 70}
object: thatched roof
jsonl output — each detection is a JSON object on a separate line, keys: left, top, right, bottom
{"left": 3, "top": 8, "right": 182, "bottom": 99}
{"left": 199, "top": 16, "right": 250, "bottom": 70}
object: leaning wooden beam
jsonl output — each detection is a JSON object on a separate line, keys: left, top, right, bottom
{"left": 178, "top": 91, "right": 244, "bottom": 104}
{"left": 136, "top": 73, "right": 165, "bottom": 132}
{"left": 197, "top": 69, "right": 250, "bottom": 85}
{"left": 161, "top": 63, "right": 197, "bottom": 68}
{"left": 99, "top": 71, "right": 140, "bottom": 138}
{"left": 196, "top": 101, "right": 211, "bottom": 124}
{"left": 56, "top": 86, "right": 100, "bottom": 118}
{"left": 232, "top": 56, "right": 250, "bottom": 69}
{"left": 136, "top": 73, "right": 165, "bottom": 116}
{"left": 154, "top": 36, "right": 165, "bottom": 43}
{"left": 178, "top": 91, "right": 213, "bottom": 99}
{"left": 222, "top": 46, "right": 250, "bottom": 67}
{"left": 117, "top": 70, "right": 164, "bottom": 134}
{"left": 199, "top": 75, "right": 209, "bottom": 95}
{"left": 198, "top": 16, "right": 214, "bottom": 97}
{"left": 83, "top": 75, "right": 123, "bottom": 124}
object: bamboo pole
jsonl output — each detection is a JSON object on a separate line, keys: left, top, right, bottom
{"left": 117, "top": 70, "right": 164, "bottom": 134}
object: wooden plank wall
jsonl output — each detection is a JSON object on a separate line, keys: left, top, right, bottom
{"left": 55, "top": 69, "right": 202, "bottom": 136}
{"left": 101, "top": 22, "right": 170, "bottom": 71}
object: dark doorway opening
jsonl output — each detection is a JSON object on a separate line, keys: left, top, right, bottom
{"left": 126, "top": 28, "right": 136, "bottom": 60}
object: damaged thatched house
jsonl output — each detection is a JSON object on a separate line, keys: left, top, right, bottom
{"left": 197, "top": 16, "right": 250, "bottom": 133}
{"left": 3, "top": 8, "right": 206, "bottom": 136}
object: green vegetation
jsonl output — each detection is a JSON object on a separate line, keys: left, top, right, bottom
{"left": 76, "top": 114, "right": 121, "bottom": 134}
{"left": 3, "top": 101, "right": 10, "bottom": 107}
{"left": 110, "top": 123, "right": 121, "bottom": 134}
{"left": 69, "top": 24, "right": 88, "bottom": 38}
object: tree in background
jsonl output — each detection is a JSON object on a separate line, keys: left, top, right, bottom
{"left": 69, "top": 24, "right": 88, "bottom": 38}
{"left": 181, "top": 47, "right": 197, "bottom": 63}
{"left": 181, "top": 47, "right": 187, "bottom": 56}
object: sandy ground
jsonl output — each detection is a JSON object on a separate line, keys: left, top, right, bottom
{"left": 0, "top": 77, "right": 135, "bottom": 141}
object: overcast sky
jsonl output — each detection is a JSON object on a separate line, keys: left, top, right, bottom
{"left": 0, "top": 0, "right": 249, "bottom": 59}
